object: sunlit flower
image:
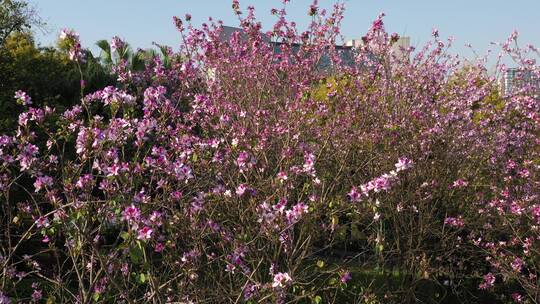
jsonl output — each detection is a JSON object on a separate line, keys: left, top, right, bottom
{"left": 236, "top": 184, "right": 248, "bottom": 196}
{"left": 272, "top": 272, "right": 292, "bottom": 288}
{"left": 33, "top": 175, "right": 53, "bottom": 192}
{"left": 122, "top": 204, "right": 141, "bottom": 222}
{"left": 137, "top": 226, "right": 153, "bottom": 240}
{"left": 14, "top": 90, "right": 32, "bottom": 105}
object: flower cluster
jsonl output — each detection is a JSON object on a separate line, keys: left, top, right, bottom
{"left": 59, "top": 28, "right": 84, "bottom": 62}
{"left": 1, "top": 1, "right": 539, "bottom": 303}
{"left": 348, "top": 157, "right": 413, "bottom": 202}
{"left": 14, "top": 90, "right": 32, "bottom": 105}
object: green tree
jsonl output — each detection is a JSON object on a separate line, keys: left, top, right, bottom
{"left": 0, "top": 0, "right": 43, "bottom": 48}
{"left": 0, "top": 32, "right": 114, "bottom": 132}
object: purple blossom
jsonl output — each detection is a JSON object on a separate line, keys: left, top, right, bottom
{"left": 33, "top": 175, "right": 53, "bottom": 192}
{"left": 75, "top": 174, "right": 93, "bottom": 189}
{"left": 272, "top": 272, "right": 292, "bottom": 288}
{"left": 347, "top": 187, "right": 361, "bottom": 202}
{"left": 122, "top": 204, "right": 141, "bottom": 222}
{"left": 110, "top": 36, "right": 125, "bottom": 51}
{"left": 512, "top": 293, "right": 523, "bottom": 303}
{"left": 31, "top": 289, "right": 42, "bottom": 302}
{"left": 452, "top": 179, "right": 468, "bottom": 188}
{"left": 35, "top": 216, "right": 50, "bottom": 228}
{"left": 17, "top": 143, "right": 39, "bottom": 171}
{"left": 0, "top": 292, "right": 11, "bottom": 304}
{"left": 479, "top": 273, "right": 496, "bottom": 290}
{"left": 511, "top": 257, "right": 524, "bottom": 272}
{"left": 285, "top": 203, "right": 309, "bottom": 224}
{"left": 137, "top": 226, "right": 153, "bottom": 240}
{"left": 340, "top": 271, "right": 352, "bottom": 284}
{"left": 444, "top": 217, "right": 464, "bottom": 228}
{"left": 236, "top": 184, "right": 248, "bottom": 196}
{"left": 59, "top": 28, "right": 78, "bottom": 41}
{"left": 60, "top": 29, "right": 84, "bottom": 62}
{"left": 14, "top": 90, "right": 32, "bottom": 105}
{"left": 154, "top": 243, "right": 165, "bottom": 253}
{"left": 395, "top": 157, "right": 413, "bottom": 172}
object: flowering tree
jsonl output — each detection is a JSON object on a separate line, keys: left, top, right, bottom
{"left": 1, "top": 1, "right": 540, "bottom": 303}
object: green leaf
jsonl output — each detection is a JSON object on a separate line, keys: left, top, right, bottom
{"left": 139, "top": 273, "right": 146, "bottom": 283}
{"left": 130, "top": 244, "right": 144, "bottom": 264}
{"left": 120, "top": 231, "right": 130, "bottom": 240}
{"left": 316, "top": 260, "right": 325, "bottom": 268}
{"left": 95, "top": 39, "right": 112, "bottom": 65}
{"left": 313, "top": 295, "right": 322, "bottom": 304}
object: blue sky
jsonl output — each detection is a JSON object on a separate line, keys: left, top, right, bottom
{"left": 29, "top": 0, "right": 540, "bottom": 65}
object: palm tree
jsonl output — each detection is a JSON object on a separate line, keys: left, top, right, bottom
{"left": 95, "top": 38, "right": 174, "bottom": 72}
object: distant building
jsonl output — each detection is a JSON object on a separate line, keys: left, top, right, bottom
{"left": 220, "top": 26, "right": 271, "bottom": 43}
{"left": 345, "top": 36, "right": 411, "bottom": 58}
{"left": 218, "top": 26, "right": 410, "bottom": 70}
{"left": 500, "top": 68, "right": 540, "bottom": 96}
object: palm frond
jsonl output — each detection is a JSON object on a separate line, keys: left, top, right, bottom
{"left": 95, "top": 39, "right": 112, "bottom": 65}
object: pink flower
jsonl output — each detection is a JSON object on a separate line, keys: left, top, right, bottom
{"left": 107, "top": 163, "right": 121, "bottom": 176}
{"left": 285, "top": 203, "right": 309, "bottom": 224}
{"left": 277, "top": 171, "right": 288, "bottom": 182}
{"left": 452, "top": 179, "right": 468, "bottom": 188}
{"left": 33, "top": 175, "right": 53, "bottom": 192}
{"left": 31, "top": 289, "right": 42, "bottom": 302}
{"left": 302, "top": 153, "right": 316, "bottom": 176}
{"left": 60, "top": 29, "right": 84, "bottom": 62}
{"left": 273, "top": 198, "right": 287, "bottom": 214}
{"left": 110, "top": 36, "right": 125, "bottom": 51}
{"left": 149, "top": 211, "right": 162, "bottom": 226}
{"left": 155, "top": 243, "right": 165, "bottom": 253}
{"left": 340, "top": 271, "right": 352, "bottom": 284}
{"left": 347, "top": 187, "right": 361, "bottom": 202}
{"left": 17, "top": 143, "right": 39, "bottom": 171}
{"left": 236, "top": 151, "right": 250, "bottom": 168}
{"left": 510, "top": 202, "right": 523, "bottom": 215}
{"left": 122, "top": 204, "right": 141, "bottom": 222}
{"left": 518, "top": 169, "right": 529, "bottom": 178}
{"left": 395, "top": 157, "right": 413, "bottom": 172}
{"left": 75, "top": 174, "right": 93, "bottom": 189}
{"left": 511, "top": 257, "right": 524, "bottom": 272}
{"left": 512, "top": 292, "right": 523, "bottom": 303}
{"left": 444, "top": 217, "right": 464, "bottom": 228}
{"left": 432, "top": 27, "right": 439, "bottom": 38}
{"left": 272, "top": 272, "right": 292, "bottom": 288}
{"left": 236, "top": 184, "right": 248, "bottom": 196}
{"left": 479, "top": 272, "right": 495, "bottom": 290}
{"left": 372, "top": 175, "right": 392, "bottom": 192}
{"left": 137, "top": 226, "right": 153, "bottom": 240}
{"left": 59, "top": 28, "right": 78, "bottom": 41}
{"left": 14, "top": 90, "right": 32, "bottom": 105}
{"left": 35, "top": 216, "right": 50, "bottom": 228}
{"left": 532, "top": 205, "right": 540, "bottom": 219}
{"left": 0, "top": 291, "right": 11, "bottom": 304}
{"left": 18, "top": 112, "right": 29, "bottom": 126}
